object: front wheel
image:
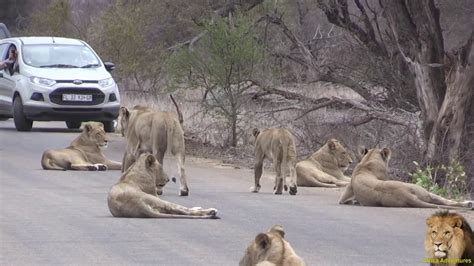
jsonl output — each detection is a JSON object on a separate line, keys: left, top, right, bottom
{"left": 101, "top": 120, "right": 115, "bottom": 133}
{"left": 13, "top": 96, "right": 33, "bottom": 131}
{"left": 65, "top": 121, "right": 82, "bottom": 129}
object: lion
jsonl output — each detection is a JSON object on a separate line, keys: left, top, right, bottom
{"left": 41, "top": 122, "right": 121, "bottom": 171}
{"left": 239, "top": 225, "right": 306, "bottom": 266}
{"left": 120, "top": 95, "right": 188, "bottom": 196}
{"left": 251, "top": 128, "right": 298, "bottom": 195}
{"left": 107, "top": 153, "right": 218, "bottom": 218}
{"left": 424, "top": 211, "right": 474, "bottom": 266}
{"left": 296, "top": 139, "right": 353, "bottom": 188}
{"left": 338, "top": 147, "right": 473, "bottom": 209}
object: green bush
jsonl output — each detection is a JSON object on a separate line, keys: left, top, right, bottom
{"left": 410, "top": 160, "right": 469, "bottom": 201}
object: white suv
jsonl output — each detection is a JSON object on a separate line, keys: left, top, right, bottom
{"left": 0, "top": 37, "right": 120, "bottom": 132}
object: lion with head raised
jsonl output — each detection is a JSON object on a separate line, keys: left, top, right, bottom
{"left": 239, "top": 225, "right": 306, "bottom": 266}
{"left": 108, "top": 153, "right": 218, "bottom": 219}
{"left": 296, "top": 139, "right": 353, "bottom": 188}
{"left": 425, "top": 211, "right": 474, "bottom": 266}
{"left": 41, "top": 122, "right": 121, "bottom": 171}
{"left": 251, "top": 128, "right": 298, "bottom": 195}
{"left": 339, "top": 147, "right": 473, "bottom": 209}
{"left": 120, "top": 95, "right": 188, "bottom": 196}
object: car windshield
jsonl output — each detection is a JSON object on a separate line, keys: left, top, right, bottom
{"left": 22, "top": 44, "right": 101, "bottom": 68}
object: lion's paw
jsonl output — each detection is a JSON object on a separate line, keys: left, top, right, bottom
{"left": 289, "top": 185, "right": 297, "bottom": 195}
{"left": 250, "top": 185, "right": 261, "bottom": 193}
{"left": 284, "top": 185, "right": 288, "bottom": 191}
{"left": 179, "top": 189, "right": 189, "bottom": 196}
{"left": 87, "top": 165, "right": 99, "bottom": 171}
{"left": 95, "top": 164, "right": 107, "bottom": 171}
{"left": 206, "top": 208, "right": 218, "bottom": 217}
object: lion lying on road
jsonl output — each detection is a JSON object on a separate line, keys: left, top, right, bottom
{"left": 425, "top": 211, "right": 473, "bottom": 266}
{"left": 251, "top": 128, "right": 298, "bottom": 195}
{"left": 296, "top": 139, "right": 352, "bottom": 188}
{"left": 107, "top": 153, "right": 218, "bottom": 218}
{"left": 120, "top": 95, "right": 188, "bottom": 196}
{"left": 239, "top": 225, "right": 306, "bottom": 266}
{"left": 339, "top": 147, "right": 473, "bottom": 209}
{"left": 41, "top": 122, "right": 121, "bottom": 171}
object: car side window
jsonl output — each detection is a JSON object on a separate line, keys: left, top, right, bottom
{"left": 0, "top": 43, "right": 9, "bottom": 61}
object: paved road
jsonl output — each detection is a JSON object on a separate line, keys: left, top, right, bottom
{"left": 0, "top": 120, "right": 471, "bottom": 265}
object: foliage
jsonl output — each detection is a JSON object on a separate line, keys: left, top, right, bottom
{"left": 169, "top": 12, "right": 266, "bottom": 147}
{"left": 410, "top": 160, "right": 469, "bottom": 201}
{"left": 22, "top": 0, "right": 76, "bottom": 38}
{"left": 95, "top": 0, "right": 165, "bottom": 95}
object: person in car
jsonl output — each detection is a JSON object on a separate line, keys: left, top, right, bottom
{"left": 0, "top": 47, "right": 17, "bottom": 72}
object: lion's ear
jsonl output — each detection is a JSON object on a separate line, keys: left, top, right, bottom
{"left": 451, "top": 216, "right": 463, "bottom": 228}
{"left": 252, "top": 128, "right": 260, "bottom": 138}
{"left": 145, "top": 154, "right": 156, "bottom": 168}
{"left": 255, "top": 233, "right": 270, "bottom": 250}
{"left": 327, "top": 139, "right": 337, "bottom": 150}
{"left": 269, "top": 225, "right": 285, "bottom": 238}
{"left": 84, "top": 123, "right": 93, "bottom": 132}
{"left": 381, "top": 148, "right": 391, "bottom": 162}
{"left": 358, "top": 146, "right": 368, "bottom": 157}
{"left": 426, "top": 216, "right": 435, "bottom": 227}
{"left": 120, "top": 107, "right": 130, "bottom": 119}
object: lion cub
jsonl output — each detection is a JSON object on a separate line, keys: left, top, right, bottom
{"left": 41, "top": 122, "right": 121, "bottom": 171}
{"left": 240, "top": 225, "right": 306, "bottom": 266}
{"left": 107, "top": 153, "right": 218, "bottom": 219}
{"left": 251, "top": 128, "right": 298, "bottom": 195}
{"left": 425, "top": 211, "right": 473, "bottom": 266}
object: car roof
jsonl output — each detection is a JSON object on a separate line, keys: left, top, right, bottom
{"left": 2, "top": 36, "right": 85, "bottom": 46}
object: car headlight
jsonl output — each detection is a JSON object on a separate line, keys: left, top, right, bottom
{"left": 98, "top": 78, "right": 114, "bottom": 87}
{"left": 30, "top": 76, "right": 56, "bottom": 86}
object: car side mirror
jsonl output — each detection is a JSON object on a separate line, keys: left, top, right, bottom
{"left": 104, "top": 62, "right": 115, "bottom": 72}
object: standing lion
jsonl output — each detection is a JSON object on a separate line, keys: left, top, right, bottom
{"left": 41, "top": 122, "right": 121, "bottom": 171}
{"left": 425, "top": 211, "right": 473, "bottom": 266}
{"left": 107, "top": 153, "right": 218, "bottom": 219}
{"left": 339, "top": 147, "right": 472, "bottom": 209}
{"left": 120, "top": 95, "right": 188, "bottom": 196}
{"left": 239, "top": 225, "right": 306, "bottom": 266}
{"left": 296, "top": 139, "right": 353, "bottom": 187}
{"left": 251, "top": 128, "right": 298, "bottom": 195}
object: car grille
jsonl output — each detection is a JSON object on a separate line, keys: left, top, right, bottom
{"left": 49, "top": 87, "right": 105, "bottom": 105}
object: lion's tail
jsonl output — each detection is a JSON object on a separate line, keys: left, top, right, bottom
{"left": 169, "top": 94, "right": 183, "bottom": 126}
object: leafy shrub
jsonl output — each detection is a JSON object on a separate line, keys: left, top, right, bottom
{"left": 410, "top": 160, "right": 469, "bottom": 201}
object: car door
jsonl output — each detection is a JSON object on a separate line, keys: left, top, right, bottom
{"left": 0, "top": 43, "right": 16, "bottom": 115}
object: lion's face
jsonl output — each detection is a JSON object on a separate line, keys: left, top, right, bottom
{"left": 425, "top": 213, "right": 466, "bottom": 259}
{"left": 132, "top": 153, "right": 170, "bottom": 195}
{"left": 327, "top": 139, "right": 353, "bottom": 171}
{"left": 83, "top": 123, "right": 108, "bottom": 148}
{"left": 240, "top": 225, "right": 287, "bottom": 266}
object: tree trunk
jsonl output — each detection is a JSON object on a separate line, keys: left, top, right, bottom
{"left": 426, "top": 33, "right": 474, "bottom": 162}
{"left": 381, "top": 0, "right": 446, "bottom": 141}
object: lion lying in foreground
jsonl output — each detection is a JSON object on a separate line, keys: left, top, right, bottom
{"left": 296, "top": 139, "right": 352, "bottom": 187}
{"left": 41, "top": 122, "right": 121, "bottom": 171}
{"left": 251, "top": 128, "right": 298, "bottom": 195}
{"left": 425, "top": 211, "right": 473, "bottom": 266}
{"left": 339, "top": 147, "right": 472, "bottom": 209}
{"left": 239, "top": 225, "right": 306, "bottom": 266}
{"left": 120, "top": 96, "right": 188, "bottom": 196}
{"left": 107, "top": 153, "right": 218, "bottom": 218}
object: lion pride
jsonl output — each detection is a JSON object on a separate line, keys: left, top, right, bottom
{"left": 239, "top": 225, "right": 306, "bottom": 266}
{"left": 41, "top": 122, "right": 121, "bottom": 171}
{"left": 425, "top": 211, "right": 473, "bottom": 266}
{"left": 339, "top": 147, "right": 472, "bottom": 208}
{"left": 296, "top": 139, "right": 352, "bottom": 187}
{"left": 251, "top": 128, "right": 298, "bottom": 195}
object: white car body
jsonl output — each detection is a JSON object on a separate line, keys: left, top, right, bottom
{"left": 0, "top": 37, "right": 120, "bottom": 131}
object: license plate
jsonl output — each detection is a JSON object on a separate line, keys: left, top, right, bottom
{"left": 62, "top": 94, "right": 92, "bottom": 102}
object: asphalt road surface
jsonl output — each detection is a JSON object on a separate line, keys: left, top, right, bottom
{"left": 1, "top": 120, "right": 472, "bottom": 265}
